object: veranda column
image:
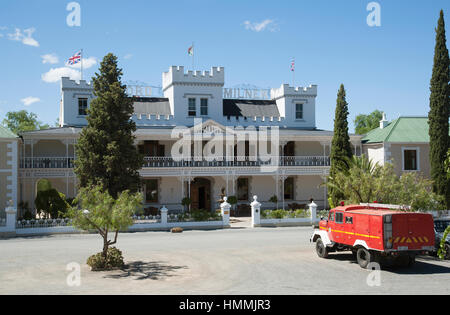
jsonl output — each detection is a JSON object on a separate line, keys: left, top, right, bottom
{"left": 280, "top": 174, "right": 287, "bottom": 210}
{"left": 321, "top": 175, "right": 328, "bottom": 210}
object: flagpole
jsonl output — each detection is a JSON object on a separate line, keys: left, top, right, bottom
{"left": 192, "top": 42, "right": 195, "bottom": 71}
{"left": 292, "top": 57, "right": 295, "bottom": 87}
{"left": 81, "top": 49, "right": 84, "bottom": 81}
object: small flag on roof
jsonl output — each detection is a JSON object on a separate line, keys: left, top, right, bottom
{"left": 188, "top": 45, "right": 194, "bottom": 56}
{"left": 67, "top": 50, "right": 82, "bottom": 65}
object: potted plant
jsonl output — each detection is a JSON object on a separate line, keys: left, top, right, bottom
{"left": 227, "top": 196, "right": 238, "bottom": 216}
{"left": 181, "top": 197, "right": 192, "bottom": 212}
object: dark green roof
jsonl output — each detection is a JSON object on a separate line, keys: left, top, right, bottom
{"left": 362, "top": 117, "right": 449, "bottom": 143}
{"left": 0, "top": 125, "right": 17, "bottom": 139}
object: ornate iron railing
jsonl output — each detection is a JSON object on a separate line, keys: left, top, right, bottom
{"left": 20, "top": 155, "right": 330, "bottom": 169}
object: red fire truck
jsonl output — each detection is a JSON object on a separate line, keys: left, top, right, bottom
{"left": 310, "top": 203, "right": 435, "bottom": 269}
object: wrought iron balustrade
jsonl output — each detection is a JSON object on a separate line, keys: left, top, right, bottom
{"left": 20, "top": 157, "right": 75, "bottom": 169}
{"left": 20, "top": 155, "right": 330, "bottom": 169}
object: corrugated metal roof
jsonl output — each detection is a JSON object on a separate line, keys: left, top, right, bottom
{"left": 362, "top": 117, "right": 449, "bottom": 143}
{"left": 0, "top": 125, "right": 17, "bottom": 138}
{"left": 223, "top": 99, "right": 280, "bottom": 117}
{"left": 133, "top": 97, "right": 171, "bottom": 115}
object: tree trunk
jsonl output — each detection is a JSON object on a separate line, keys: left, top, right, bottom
{"left": 102, "top": 234, "right": 109, "bottom": 260}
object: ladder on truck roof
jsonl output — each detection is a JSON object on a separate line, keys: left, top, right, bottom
{"left": 360, "top": 203, "right": 411, "bottom": 211}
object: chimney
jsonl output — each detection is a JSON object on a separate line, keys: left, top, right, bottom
{"left": 379, "top": 112, "right": 388, "bottom": 129}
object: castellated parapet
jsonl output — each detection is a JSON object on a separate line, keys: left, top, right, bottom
{"left": 61, "top": 77, "right": 94, "bottom": 91}
{"left": 162, "top": 66, "right": 225, "bottom": 90}
{"left": 270, "top": 84, "right": 317, "bottom": 100}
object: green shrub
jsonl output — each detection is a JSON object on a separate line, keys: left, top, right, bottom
{"left": 86, "top": 247, "right": 124, "bottom": 271}
{"left": 262, "top": 209, "right": 312, "bottom": 219}
{"left": 270, "top": 209, "right": 288, "bottom": 219}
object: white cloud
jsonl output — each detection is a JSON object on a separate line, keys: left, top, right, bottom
{"left": 41, "top": 53, "right": 59, "bottom": 65}
{"left": 7, "top": 27, "right": 39, "bottom": 47}
{"left": 21, "top": 96, "right": 40, "bottom": 106}
{"left": 41, "top": 67, "right": 81, "bottom": 83}
{"left": 124, "top": 54, "right": 133, "bottom": 60}
{"left": 42, "top": 56, "right": 98, "bottom": 83}
{"left": 66, "top": 56, "right": 97, "bottom": 69}
{"left": 243, "top": 19, "right": 279, "bottom": 32}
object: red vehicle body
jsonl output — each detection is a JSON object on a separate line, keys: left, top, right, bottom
{"left": 310, "top": 203, "right": 435, "bottom": 268}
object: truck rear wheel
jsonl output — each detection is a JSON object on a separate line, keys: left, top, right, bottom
{"left": 356, "top": 248, "right": 378, "bottom": 269}
{"left": 316, "top": 238, "right": 329, "bottom": 258}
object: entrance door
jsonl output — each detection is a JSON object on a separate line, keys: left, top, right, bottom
{"left": 190, "top": 178, "right": 211, "bottom": 211}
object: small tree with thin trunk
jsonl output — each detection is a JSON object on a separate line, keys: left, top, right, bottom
{"left": 69, "top": 185, "right": 142, "bottom": 270}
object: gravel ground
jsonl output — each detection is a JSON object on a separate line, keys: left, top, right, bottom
{"left": 0, "top": 226, "right": 449, "bottom": 295}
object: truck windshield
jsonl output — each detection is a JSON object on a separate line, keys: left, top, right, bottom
{"left": 435, "top": 220, "right": 450, "bottom": 233}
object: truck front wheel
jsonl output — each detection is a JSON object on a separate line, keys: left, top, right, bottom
{"left": 316, "top": 238, "right": 329, "bottom": 258}
{"left": 356, "top": 248, "right": 378, "bottom": 269}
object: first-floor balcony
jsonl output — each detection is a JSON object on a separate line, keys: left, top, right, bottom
{"left": 20, "top": 157, "right": 75, "bottom": 169}
{"left": 19, "top": 155, "right": 330, "bottom": 169}
{"left": 142, "top": 156, "right": 330, "bottom": 168}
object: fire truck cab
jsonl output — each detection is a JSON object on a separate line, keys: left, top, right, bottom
{"left": 310, "top": 203, "right": 435, "bottom": 269}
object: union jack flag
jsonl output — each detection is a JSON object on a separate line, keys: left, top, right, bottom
{"left": 67, "top": 51, "right": 82, "bottom": 65}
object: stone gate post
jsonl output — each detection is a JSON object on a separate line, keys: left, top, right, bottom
{"left": 160, "top": 206, "right": 168, "bottom": 226}
{"left": 251, "top": 195, "right": 261, "bottom": 227}
{"left": 309, "top": 201, "right": 317, "bottom": 226}
{"left": 220, "top": 197, "right": 231, "bottom": 227}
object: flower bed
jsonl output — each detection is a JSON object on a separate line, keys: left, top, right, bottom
{"left": 169, "top": 209, "right": 222, "bottom": 222}
{"left": 16, "top": 218, "right": 73, "bottom": 229}
{"left": 261, "top": 209, "right": 311, "bottom": 219}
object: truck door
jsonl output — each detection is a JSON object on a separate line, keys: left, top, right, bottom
{"left": 393, "top": 213, "right": 435, "bottom": 250}
{"left": 327, "top": 210, "right": 336, "bottom": 241}
{"left": 356, "top": 214, "right": 370, "bottom": 244}
{"left": 344, "top": 215, "right": 354, "bottom": 245}
{"left": 333, "top": 211, "right": 345, "bottom": 243}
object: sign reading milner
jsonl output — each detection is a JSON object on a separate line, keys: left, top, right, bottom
{"left": 223, "top": 88, "right": 271, "bottom": 100}
{"left": 126, "top": 82, "right": 272, "bottom": 100}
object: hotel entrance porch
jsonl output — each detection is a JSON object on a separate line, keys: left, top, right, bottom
{"left": 140, "top": 174, "right": 328, "bottom": 213}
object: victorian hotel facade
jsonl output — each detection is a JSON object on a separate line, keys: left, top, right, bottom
{"left": 17, "top": 66, "right": 363, "bottom": 215}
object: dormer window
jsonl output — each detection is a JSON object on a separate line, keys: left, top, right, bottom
{"left": 188, "top": 98, "right": 196, "bottom": 116}
{"left": 295, "top": 103, "right": 303, "bottom": 120}
{"left": 78, "top": 98, "right": 88, "bottom": 116}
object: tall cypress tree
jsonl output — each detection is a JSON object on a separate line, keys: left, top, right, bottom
{"left": 329, "top": 84, "right": 353, "bottom": 206}
{"left": 74, "top": 53, "right": 143, "bottom": 199}
{"left": 429, "top": 10, "right": 450, "bottom": 208}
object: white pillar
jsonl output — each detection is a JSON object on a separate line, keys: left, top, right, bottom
{"left": 309, "top": 201, "right": 317, "bottom": 225}
{"left": 5, "top": 203, "right": 17, "bottom": 233}
{"left": 220, "top": 197, "right": 231, "bottom": 227}
{"left": 251, "top": 195, "right": 261, "bottom": 227}
{"left": 160, "top": 206, "right": 168, "bottom": 226}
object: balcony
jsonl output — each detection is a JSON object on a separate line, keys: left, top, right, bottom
{"left": 20, "top": 156, "right": 330, "bottom": 169}
{"left": 142, "top": 156, "right": 330, "bottom": 168}
{"left": 20, "top": 157, "right": 75, "bottom": 169}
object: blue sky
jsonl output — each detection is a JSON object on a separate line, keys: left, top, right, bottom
{"left": 0, "top": 0, "right": 448, "bottom": 132}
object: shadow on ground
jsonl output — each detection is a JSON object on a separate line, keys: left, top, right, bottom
{"left": 327, "top": 253, "right": 450, "bottom": 275}
{"left": 104, "top": 261, "right": 188, "bottom": 280}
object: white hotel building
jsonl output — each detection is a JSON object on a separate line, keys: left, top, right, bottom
{"left": 18, "top": 66, "right": 363, "bottom": 214}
